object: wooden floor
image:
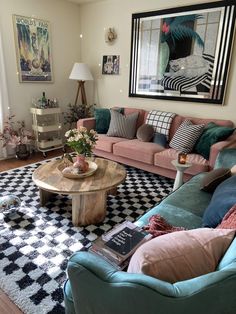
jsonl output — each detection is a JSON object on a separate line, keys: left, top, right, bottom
{"left": 0, "top": 148, "right": 64, "bottom": 313}
{"left": 0, "top": 148, "right": 63, "bottom": 172}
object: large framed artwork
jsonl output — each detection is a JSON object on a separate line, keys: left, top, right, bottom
{"left": 13, "top": 15, "right": 53, "bottom": 83}
{"left": 129, "top": 1, "right": 236, "bottom": 104}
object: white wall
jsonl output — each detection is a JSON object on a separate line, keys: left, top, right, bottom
{"left": 0, "top": 0, "right": 81, "bottom": 128}
{"left": 79, "top": 0, "right": 236, "bottom": 124}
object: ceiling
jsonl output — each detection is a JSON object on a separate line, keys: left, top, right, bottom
{"left": 67, "top": 0, "right": 103, "bottom": 4}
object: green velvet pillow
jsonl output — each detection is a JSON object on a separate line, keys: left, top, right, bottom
{"left": 94, "top": 108, "right": 124, "bottom": 134}
{"left": 195, "top": 122, "right": 235, "bottom": 159}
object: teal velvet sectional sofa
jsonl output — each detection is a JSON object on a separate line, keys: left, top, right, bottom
{"left": 64, "top": 149, "right": 236, "bottom": 314}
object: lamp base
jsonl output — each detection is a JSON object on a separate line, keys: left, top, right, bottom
{"left": 74, "top": 80, "right": 87, "bottom": 106}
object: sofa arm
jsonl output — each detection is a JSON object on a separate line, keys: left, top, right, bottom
{"left": 77, "top": 117, "right": 96, "bottom": 131}
{"left": 64, "top": 251, "right": 236, "bottom": 314}
{"left": 209, "top": 132, "right": 236, "bottom": 169}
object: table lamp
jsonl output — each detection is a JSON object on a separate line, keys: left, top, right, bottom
{"left": 69, "top": 63, "right": 93, "bottom": 106}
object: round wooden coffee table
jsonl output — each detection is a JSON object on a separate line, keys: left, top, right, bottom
{"left": 32, "top": 158, "right": 126, "bottom": 226}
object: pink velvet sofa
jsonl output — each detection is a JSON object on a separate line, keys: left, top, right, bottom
{"left": 77, "top": 108, "right": 235, "bottom": 180}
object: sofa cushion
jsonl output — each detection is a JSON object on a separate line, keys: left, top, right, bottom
{"left": 128, "top": 228, "right": 235, "bottom": 283}
{"left": 107, "top": 110, "right": 139, "bottom": 139}
{"left": 113, "top": 139, "right": 165, "bottom": 165}
{"left": 136, "top": 124, "right": 154, "bottom": 142}
{"left": 146, "top": 110, "right": 176, "bottom": 140}
{"left": 169, "top": 119, "right": 205, "bottom": 153}
{"left": 95, "top": 134, "right": 127, "bottom": 153}
{"left": 136, "top": 173, "right": 212, "bottom": 230}
{"left": 123, "top": 108, "right": 146, "bottom": 129}
{"left": 94, "top": 108, "right": 124, "bottom": 134}
{"left": 195, "top": 122, "right": 235, "bottom": 159}
{"left": 154, "top": 148, "right": 209, "bottom": 175}
{"left": 136, "top": 203, "right": 203, "bottom": 230}
{"left": 200, "top": 168, "right": 231, "bottom": 193}
{"left": 202, "top": 176, "right": 236, "bottom": 228}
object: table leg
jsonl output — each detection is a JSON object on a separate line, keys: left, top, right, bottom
{"left": 39, "top": 188, "right": 53, "bottom": 206}
{"left": 173, "top": 170, "right": 184, "bottom": 191}
{"left": 72, "top": 191, "right": 107, "bottom": 226}
{"left": 107, "top": 187, "right": 117, "bottom": 196}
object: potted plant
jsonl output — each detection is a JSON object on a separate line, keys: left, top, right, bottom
{"left": 0, "top": 115, "right": 34, "bottom": 159}
{"left": 63, "top": 103, "right": 95, "bottom": 129}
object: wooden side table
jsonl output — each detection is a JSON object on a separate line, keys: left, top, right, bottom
{"left": 171, "top": 160, "right": 192, "bottom": 191}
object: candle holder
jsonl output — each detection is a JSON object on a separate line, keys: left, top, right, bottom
{"left": 178, "top": 152, "right": 187, "bottom": 164}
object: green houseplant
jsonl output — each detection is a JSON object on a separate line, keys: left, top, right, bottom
{"left": 63, "top": 103, "right": 95, "bottom": 128}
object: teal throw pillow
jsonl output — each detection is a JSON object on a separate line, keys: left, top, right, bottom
{"left": 195, "top": 122, "right": 235, "bottom": 159}
{"left": 94, "top": 108, "right": 124, "bottom": 134}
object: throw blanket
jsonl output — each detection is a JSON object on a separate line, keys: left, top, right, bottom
{"left": 217, "top": 204, "right": 236, "bottom": 229}
{"left": 143, "top": 214, "right": 185, "bottom": 238}
{"left": 145, "top": 204, "right": 236, "bottom": 239}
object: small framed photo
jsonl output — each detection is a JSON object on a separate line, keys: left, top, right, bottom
{"left": 102, "top": 55, "right": 120, "bottom": 75}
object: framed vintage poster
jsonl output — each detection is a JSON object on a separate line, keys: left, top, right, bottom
{"left": 102, "top": 55, "right": 120, "bottom": 75}
{"left": 129, "top": 1, "right": 236, "bottom": 104}
{"left": 13, "top": 15, "right": 53, "bottom": 83}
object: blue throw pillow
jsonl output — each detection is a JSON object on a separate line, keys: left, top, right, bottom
{"left": 202, "top": 175, "right": 236, "bottom": 228}
{"left": 152, "top": 132, "right": 167, "bottom": 147}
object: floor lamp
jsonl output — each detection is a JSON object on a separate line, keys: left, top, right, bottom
{"left": 69, "top": 63, "right": 93, "bottom": 106}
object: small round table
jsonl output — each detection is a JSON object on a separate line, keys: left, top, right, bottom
{"left": 171, "top": 160, "right": 192, "bottom": 191}
{"left": 32, "top": 158, "right": 126, "bottom": 226}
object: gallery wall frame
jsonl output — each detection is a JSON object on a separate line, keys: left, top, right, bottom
{"left": 129, "top": 0, "right": 236, "bottom": 104}
{"left": 13, "top": 15, "right": 53, "bottom": 83}
{"left": 102, "top": 55, "right": 120, "bottom": 75}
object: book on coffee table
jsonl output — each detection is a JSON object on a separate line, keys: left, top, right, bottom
{"left": 89, "top": 221, "right": 152, "bottom": 270}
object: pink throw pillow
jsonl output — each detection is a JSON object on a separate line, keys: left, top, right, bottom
{"left": 127, "top": 228, "right": 235, "bottom": 283}
{"left": 217, "top": 204, "right": 236, "bottom": 229}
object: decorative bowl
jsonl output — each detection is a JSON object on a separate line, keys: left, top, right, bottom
{"left": 58, "top": 160, "right": 98, "bottom": 179}
{"left": 0, "top": 194, "right": 21, "bottom": 213}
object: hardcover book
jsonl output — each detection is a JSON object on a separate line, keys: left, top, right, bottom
{"left": 89, "top": 221, "right": 151, "bottom": 270}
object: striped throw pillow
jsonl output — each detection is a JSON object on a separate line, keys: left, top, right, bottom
{"left": 169, "top": 119, "right": 205, "bottom": 153}
{"left": 107, "top": 110, "right": 139, "bottom": 139}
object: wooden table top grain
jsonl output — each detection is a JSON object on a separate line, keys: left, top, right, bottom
{"left": 32, "top": 157, "right": 126, "bottom": 195}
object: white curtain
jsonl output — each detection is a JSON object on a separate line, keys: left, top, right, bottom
{"left": 0, "top": 29, "right": 9, "bottom": 159}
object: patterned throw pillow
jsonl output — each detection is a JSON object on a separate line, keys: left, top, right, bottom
{"left": 107, "top": 110, "right": 139, "bottom": 139}
{"left": 146, "top": 110, "right": 176, "bottom": 140}
{"left": 169, "top": 119, "right": 205, "bottom": 153}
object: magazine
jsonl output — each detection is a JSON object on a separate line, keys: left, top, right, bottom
{"left": 89, "top": 221, "right": 152, "bottom": 270}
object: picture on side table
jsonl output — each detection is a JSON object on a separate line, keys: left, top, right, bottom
{"left": 12, "top": 14, "right": 53, "bottom": 83}
{"left": 129, "top": 1, "right": 236, "bottom": 104}
{"left": 102, "top": 55, "right": 120, "bottom": 75}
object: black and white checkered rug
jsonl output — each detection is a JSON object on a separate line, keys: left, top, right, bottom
{"left": 0, "top": 158, "right": 173, "bottom": 314}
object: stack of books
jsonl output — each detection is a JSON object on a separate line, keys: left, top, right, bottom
{"left": 89, "top": 221, "right": 152, "bottom": 270}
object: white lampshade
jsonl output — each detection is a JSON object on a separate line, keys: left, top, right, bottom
{"left": 69, "top": 63, "right": 93, "bottom": 81}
